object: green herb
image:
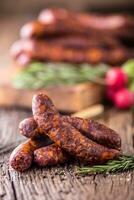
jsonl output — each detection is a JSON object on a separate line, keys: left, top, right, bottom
{"left": 129, "top": 80, "right": 134, "bottom": 92}
{"left": 122, "top": 59, "right": 134, "bottom": 91}
{"left": 77, "top": 155, "right": 134, "bottom": 175}
{"left": 13, "top": 62, "right": 108, "bottom": 89}
{"left": 123, "top": 59, "right": 134, "bottom": 79}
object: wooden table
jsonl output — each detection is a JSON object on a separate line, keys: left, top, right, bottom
{"left": 0, "top": 108, "right": 134, "bottom": 200}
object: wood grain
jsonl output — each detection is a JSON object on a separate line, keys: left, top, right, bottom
{"left": 0, "top": 108, "right": 134, "bottom": 200}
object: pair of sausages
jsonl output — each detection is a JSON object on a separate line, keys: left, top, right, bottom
{"left": 10, "top": 94, "right": 121, "bottom": 172}
{"left": 9, "top": 138, "right": 51, "bottom": 172}
{"left": 10, "top": 139, "right": 68, "bottom": 171}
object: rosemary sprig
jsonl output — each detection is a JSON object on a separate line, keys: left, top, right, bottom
{"left": 77, "top": 155, "right": 134, "bottom": 175}
{"left": 13, "top": 62, "right": 108, "bottom": 89}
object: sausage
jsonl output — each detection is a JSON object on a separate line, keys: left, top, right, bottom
{"left": 34, "top": 144, "right": 69, "bottom": 167}
{"left": 48, "top": 123, "right": 120, "bottom": 164}
{"left": 19, "top": 117, "right": 51, "bottom": 141}
{"left": 19, "top": 116, "right": 121, "bottom": 150}
{"left": 20, "top": 8, "right": 134, "bottom": 39}
{"left": 63, "top": 116, "right": 121, "bottom": 150}
{"left": 32, "top": 94, "right": 121, "bottom": 165}
{"left": 9, "top": 138, "right": 50, "bottom": 172}
{"left": 46, "top": 35, "right": 120, "bottom": 49}
{"left": 39, "top": 8, "right": 134, "bottom": 31}
{"left": 12, "top": 35, "right": 121, "bottom": 52}
{"left": 20, "top": 19, "right": 82, "bottom": 39}
{"left": 20, "top": 15, "right": 84, "bottom": 39}
{"left": 11, "top": 39, "right": 130, "bottom": 65}
{"left": 19, "top": 117, "right": 41, "bottom": 138}
{"left": 20, "top": 94, "right": 121, "bottom": 150}
{"left": 20, "top": 21, "right": 52, "bottom": 39}
{"left": 29, "top": 35, "right": 119, "bottom": 49}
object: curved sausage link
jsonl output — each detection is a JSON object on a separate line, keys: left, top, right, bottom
{"left": 63, "top": 116, "right": 121, "bottom": 150}
{"left": 20, "top": 8, "right": 134, "bottom": 39}
{"left": 9, "top": 138, "right": 50, "bottom": 172}
{"left": 11, "top": 39, "right": 129, "bottom": 65}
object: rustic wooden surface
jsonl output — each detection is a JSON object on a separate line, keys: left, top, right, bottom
{"left": 0, "top": 108, "right": 134, "bottom": 200}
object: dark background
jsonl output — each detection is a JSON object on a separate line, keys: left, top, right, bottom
{"left": 0, "top": 0, "right": 134, "bottom": 15}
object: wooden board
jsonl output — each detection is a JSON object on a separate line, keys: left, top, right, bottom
{"left": 0, "top": 67, "right": 104, "bottom": 112}
{"left": 0, "top": 108, "right": 134, "bottom": 200}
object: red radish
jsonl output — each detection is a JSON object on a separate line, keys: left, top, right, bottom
{"left": 105, "top": 68, "right": 128, "bottom": 89}
{"left": 114, "top": 88, "right": 134, "bottom": 109}
{"left": 105, "top": 86, "right": 117, "bottom": 101}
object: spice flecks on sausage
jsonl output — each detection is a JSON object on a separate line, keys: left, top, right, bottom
{"left": 63, "top": 116, "right": 121, "bottom": 150}
{"left": 19, "top": 117, "right": 39, "bottom": 138}
{"left": 48, "top": 123, "right": 120, "bottom": 164}
{"left": 9, "top": 138, "right": 48, "bottom": 172}
{"left": 34, "top": 144, "right": 68, "bottom": 167}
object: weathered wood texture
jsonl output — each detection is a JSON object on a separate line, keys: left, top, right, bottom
{"left": 0, "top": 108, "right": 134, "bottom": 200}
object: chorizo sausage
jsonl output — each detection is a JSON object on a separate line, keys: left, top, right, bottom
{"left": 19, "top": 117, "right": 41, "bottom": 138}
{"left": 34, "top": 144, "right": 69, "bottom": 167}
{"left": 9, "top": 138, "right": 50, "bottom": 172}
{"left": 63, "top": 116, "right": 121, "bottom": 150}
{"left": 49, "top": 123, "right": 120, "bottom": 164}
{"left": 11, "top": 39, "right": 130, "bottom": 65}
{"left": 11, "top": 36, "right": 121, "bottom": 57}
{"left": 32, "top": 94, "right": 121, "bottom": 165}
{"left": 20, "top": 8, "right": 134, "bottom": 40}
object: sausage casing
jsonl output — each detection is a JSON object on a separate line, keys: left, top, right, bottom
{"left": 63, "top": 116, "right": 121, "bottom": 150}
{"left": 34, "top": 144, "right": 68, "bottom": 167}
{"left": 9, "top": 138, "right": 50, "bottom": 172}
{"left": 11, "top": 39, "right": 130, "bottom": 65}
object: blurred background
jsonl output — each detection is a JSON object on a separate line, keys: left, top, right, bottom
{"left": 0, "top": 0, "right": 134, "bottom": 112}
{"left": 0, "top": 0, "right": 134, "bottom": 67}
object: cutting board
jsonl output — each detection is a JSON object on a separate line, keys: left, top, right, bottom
{"left": 0, "top": 67, "right": 104, "bottom": 113}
